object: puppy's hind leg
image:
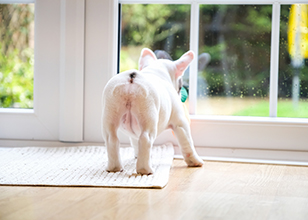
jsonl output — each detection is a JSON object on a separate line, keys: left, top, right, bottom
{"left": 130, "top": 137, "right": 139, "bottom": 158}
{"left": 137, "top": 131, "right": 155, "bottom": 175}
{"left": 102, "top": 115, "right": 123, "bottom": 172}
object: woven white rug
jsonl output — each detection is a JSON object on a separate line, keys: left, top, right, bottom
{"left": 0, "top": 143, "right": 174, "bottom": 189}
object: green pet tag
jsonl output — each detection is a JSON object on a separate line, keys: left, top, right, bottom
{"left": 180, "top": 87, "right": 188, "bottom": 103}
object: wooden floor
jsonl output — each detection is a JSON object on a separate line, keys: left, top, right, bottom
{"left": 1, "top": 159, "right": 308, "bottom": 220}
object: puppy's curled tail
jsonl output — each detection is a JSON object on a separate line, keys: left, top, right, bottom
{"left": 112, "top": 69, "right": 149, "bottom": 98}
{"left": 129, "top": 71, "right": 136, "bottom": 83}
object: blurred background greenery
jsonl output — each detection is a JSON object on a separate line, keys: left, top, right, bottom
{"left": 0, "top": 4, "right": 34, "bottom": 108}
{"left": 120, "top": 4, "right": 308, "bottom": 117}
{"left": 120, "top": 4, "right": 191, "bottom": 71}
{"left": 1, "top": 3, "right": 307, "bottom": 117}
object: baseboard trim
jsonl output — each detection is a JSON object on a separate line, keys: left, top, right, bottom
{"left": 174, "top": 145, "right": 308, "bottom": 166}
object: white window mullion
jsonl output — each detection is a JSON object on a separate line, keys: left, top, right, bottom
{"left": 269, "top": 2, "right": 281, "bottom": 117}
{"left": 59, "top": 0, "right": 85, "bottom": 142}
{"left": 84, "top": 0, "right": 118, "bottom": 142}
{"left": 189, "top": 2, "right": 199, "bottom": 115}
{"left": 0, "top": 0, "right": 65, "bottom": 141}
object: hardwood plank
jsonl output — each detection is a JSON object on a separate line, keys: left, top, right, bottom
{"left": 0, "top": 187, "right": 58, "bottom": 217}
{"left": 1, "top": 160, "right": 308, "bottom": 220}
{"left": 2, "top": 187, "right": 98, "bottom": 220}
{"left": 46, "top": 188, "right": 135, "bottom": 220}
{"left": 0, "top": 186, "right": 28, "bottom": 200}
{"left": 268, "top": 197, "right": 308, "bottom": 220}
{"left": 275, "top": 165, "right": 308, "bottom": 198}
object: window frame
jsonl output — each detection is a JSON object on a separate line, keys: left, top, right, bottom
{"left": 0, "top": 0, "right": 84, "bottom": 142}
{"left": 84, "top": 0, "right": 308, "bottom": 164}
{"left": 0, "top": 0, "right": 307, "bottom": 165}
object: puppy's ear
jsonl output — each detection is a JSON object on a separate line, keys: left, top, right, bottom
{"left": 174, "top": 50, "right": 194, "bottom": 78}
{"left": 139, "top": 48, "right": 157, "bottom": 71}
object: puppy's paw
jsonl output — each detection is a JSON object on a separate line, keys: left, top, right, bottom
{"left": 137, "top": 167, "right": 154, "bottom": 175}
{"left": 106, "top": 167, "right": 123, "bottom": 173}
{"left": 184, "top": 154, "right": 204, "bottom": 167}
{"left": 106, "top": 164, "right": 123, "bottom": 173}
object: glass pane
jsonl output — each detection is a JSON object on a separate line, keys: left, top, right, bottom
{"left": 0, "top": 4, "right": 34, "bottom": 109}
{"left": 197, "top": 5, "right": 272, "bottom": 116}
{"left": 120, "top": 4, "right": 190, "bottom": 71}
{"left": 278, "top": 4, "right": 308, "bottom": 118}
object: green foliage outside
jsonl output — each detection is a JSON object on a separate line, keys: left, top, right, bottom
{"left": 0, "top": 4, "right": 34, "bottom": 108}
{"left": 0, "top": 43, "right": 34, "bottom": 108}
{"left": 121, "top": 4, "right": 189, "bottom": 47}
{"left": 198, "top": 5, "right": 272, "bottom": 99}
{"left": 231, "top": 5, "right": 308, "bottom": 117}
{"left": 120, "top": 4, "right": 308, "bottom": 118}
{"left": 2, "top": 4, "right": 307, "bottom": 116}
{"left": 120, "top": 4, "right": 190, "bottom": 72}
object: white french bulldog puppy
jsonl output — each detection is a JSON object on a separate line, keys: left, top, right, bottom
{"left": 102, "top": 48, "right": 204, "bottom": 175}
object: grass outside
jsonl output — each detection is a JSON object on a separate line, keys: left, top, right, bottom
{"left": 232, "top": 100, "right": 269, "bottom": 117}
{"left": 196, "top": 97, "right": 308, "bottom": 118}
{"left": 277, "top": 100, "right": 308, "bottom": 118}
{"left": 232, "top": 99, "right": 308, "bottom": 118}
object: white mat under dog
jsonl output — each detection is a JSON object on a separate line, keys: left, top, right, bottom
{"left": 0, "top": 143, "right": 174, "bottom": 189}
